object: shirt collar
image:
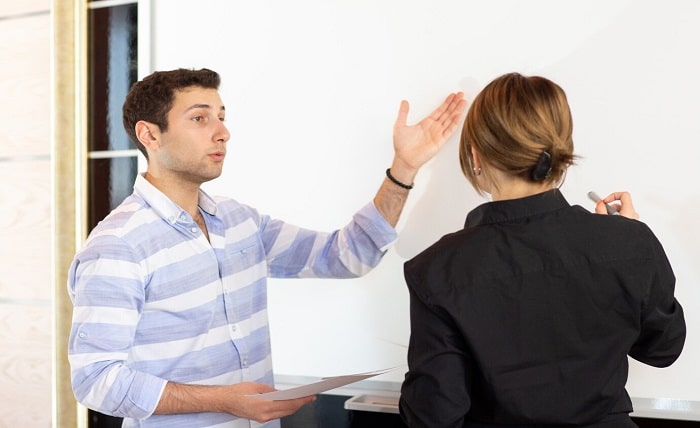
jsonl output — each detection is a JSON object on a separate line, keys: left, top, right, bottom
{"left": 133, "top": 173, "right": 218, "bottom": 224}
{"left": 465, "top": 189, "right": 570, "bottom": 228}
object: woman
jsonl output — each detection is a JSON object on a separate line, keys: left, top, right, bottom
{"left": 399, "top": 73, "right": 685, "bottom": 428}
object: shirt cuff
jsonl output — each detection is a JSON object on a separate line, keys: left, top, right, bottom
{"left": 124, "top": 374, "right": 168, "bottom": 420}
{"left": 355, "top": 201, "right": 398, "bottom": 252}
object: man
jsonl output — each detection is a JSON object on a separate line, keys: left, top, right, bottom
{"left": 67, "top": 68, "right": 466, "bottom": 427}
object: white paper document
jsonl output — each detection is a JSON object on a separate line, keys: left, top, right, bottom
{"left": 250, "top": 367, "right": 398, "bottom": 400}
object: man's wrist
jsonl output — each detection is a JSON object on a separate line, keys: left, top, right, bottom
{"left": 386, "top": 168, "right": 413, "bottom": 190}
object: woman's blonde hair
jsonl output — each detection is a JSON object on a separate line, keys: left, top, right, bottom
{"left": 459, "top": 72, "right": 577, "bottom": 195}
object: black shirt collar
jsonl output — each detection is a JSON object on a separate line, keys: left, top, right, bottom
{"left": 465, "top": 189, "right": 570, "bottom": 228}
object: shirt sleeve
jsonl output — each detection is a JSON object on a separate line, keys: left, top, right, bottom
{"left": 629, "top": 231, "right": 686, "bottom": 367}
{"left": 67, "top": 235, "right": 167, "bottom": 419}
{"left": 399, "top": 266, "right": 473, "bottom": 428}
{"left": 263, "top": 201, "right": 398, "bottom": 278}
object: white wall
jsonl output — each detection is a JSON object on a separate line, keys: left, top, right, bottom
{"left": 0, "top": 0, "right": 52, "bottom": 426}
{"left": 149, "top": 0, "right": 700, "bottom": 412}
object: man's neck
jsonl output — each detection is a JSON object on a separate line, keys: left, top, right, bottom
{"left": 144, "top": 171, "right": 202, "bottom": 217}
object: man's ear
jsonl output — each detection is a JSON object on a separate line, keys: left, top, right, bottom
{"left": 135, "top": 121, "right": 160, "bottom": 151}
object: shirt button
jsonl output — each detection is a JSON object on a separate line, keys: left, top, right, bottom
{"left": 242, "top": 358, "right": 248, "bottom": 368}
{"left": 78, "top": 332, "right": 86, "bottom": 339}
{"left": 168, "top": 216, "right": 175, "bottom": 224}
{"left": 191, "top": 227, "right": 198, "bottom": 233}
{"left": 230, "top": 325, "right": 237, "bottom": 332}
{"left": 180, "top": 214, "right": 187, "bottom": 221}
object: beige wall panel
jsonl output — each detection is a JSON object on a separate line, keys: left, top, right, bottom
{"left": 0, "top": 14, "right": 50, "bottom": 158}
{"left": 0, "top": 0, "right": 50, "bottom": 18}
{"left": 0, "top": 160, "right": 52, "bottom": 300}
{"left": 0, "top": 304, "right": 52, "bottom": 427}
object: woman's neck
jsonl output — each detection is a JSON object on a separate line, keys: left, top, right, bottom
{"left": 487, "top": 171, "right": 553, "bottom": 201}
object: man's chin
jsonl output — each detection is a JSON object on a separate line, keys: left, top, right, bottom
{"left": 202, "top": 168, "right": 224, "bottom": 182}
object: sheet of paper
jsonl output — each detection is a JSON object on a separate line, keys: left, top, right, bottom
{"left": 250, "top": 367, "right": 398, "bottom": 400}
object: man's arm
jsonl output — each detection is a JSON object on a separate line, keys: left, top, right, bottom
{"left": 154, "top": 381, "right": 315, "bottom": 423}
{"left": 374, "top": 92, "right": 466, "bottom": 226}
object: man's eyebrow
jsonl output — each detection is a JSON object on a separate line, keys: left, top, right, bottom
{"left": 184, "top": 103, "right": 226, "bottom": 112}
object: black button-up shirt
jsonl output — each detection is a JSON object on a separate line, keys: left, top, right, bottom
{"left": 400, "top": 190, "right": 685, "bottom": 428}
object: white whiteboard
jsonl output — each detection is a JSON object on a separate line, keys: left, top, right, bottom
{"left": 149, "top": 0, "right": 700, "bottom": 416}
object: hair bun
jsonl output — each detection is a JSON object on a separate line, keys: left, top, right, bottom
{"left": 530, "top": 150, "right": 552, "bottom": 181}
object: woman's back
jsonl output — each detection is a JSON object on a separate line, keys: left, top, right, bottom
{"left": 400, "top": 190, "right": 685, "bottom": 427}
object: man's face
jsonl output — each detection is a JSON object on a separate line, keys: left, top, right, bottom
{"left": 151, "top": 86, "right": 230, "bottom": 184}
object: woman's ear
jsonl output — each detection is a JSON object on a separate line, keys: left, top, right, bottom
{"left": 471, "top": 147, "right": 482, "bottom": 171}
{"left": 135, "top": 121, "right": 160, "bottom": 151}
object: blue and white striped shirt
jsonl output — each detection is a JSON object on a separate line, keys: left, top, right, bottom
{"left": 67, "top": 174, "right": 397, "bottom": 428}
